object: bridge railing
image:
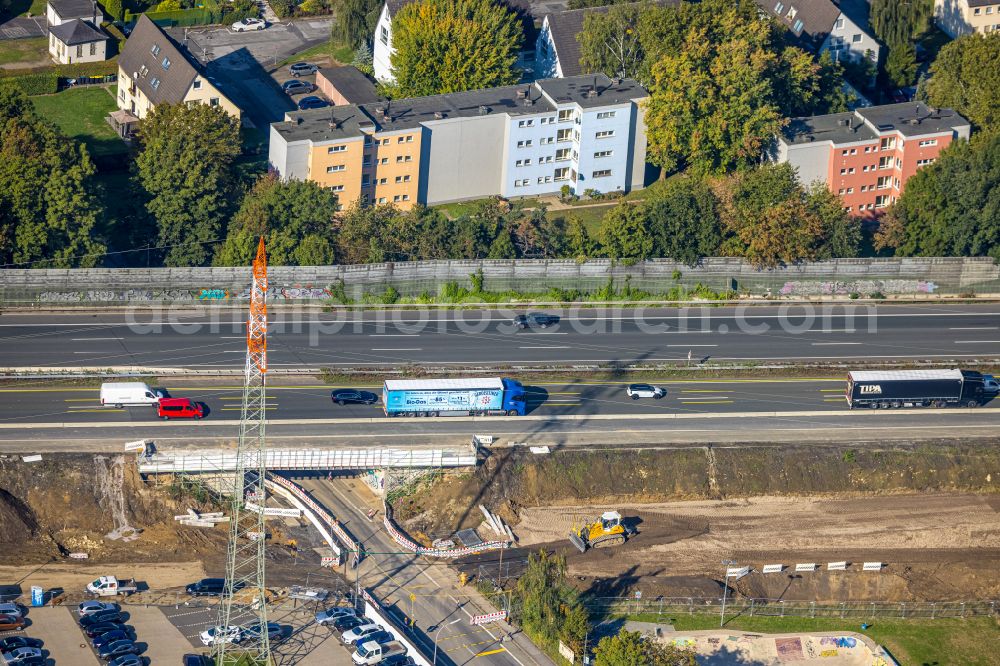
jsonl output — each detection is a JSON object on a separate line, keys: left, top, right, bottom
{"left": 137, "top": 446, "right": 477, "bottom": 473}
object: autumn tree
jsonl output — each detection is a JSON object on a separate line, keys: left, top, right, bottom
{"left": 578, "top": 2, "right": 644, "bottom": 81}
{"left": 924, "top": 32, "right": 1000, "bottom": 132}
{"left": 390, "top": 0, "right": 522, "bottom": 97}
{"left": 594, "top": 630, "right": 698, "bottom": 666}
{"left": 135, "top": 103, "right": 241, "bottom": 267}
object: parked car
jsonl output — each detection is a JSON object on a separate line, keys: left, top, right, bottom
{"left": 315, "top": 606, "right": 356, "bottom": 625}
{"left": 79, "top": 600, "right": 118, "bottom": 616}
{"left": 381, "top": 656, "right": 416, "bottom": 666}
{"left": 361, "top": 630, "right": 393, "bottom": 646}
{"left": 341, "top": 623, "right": 381, "bottom": 645}
{"left": 984, "top": 374, "right": 999, "bottom": 394}
{"left": 282, "top": 80, "right": 316, "bottom": 95}
{"left": 182, "top": 655, "right": 214, "bottom": 666}
{"left": 0, "top": 639, "right": 41, "bottom": 653}
{"left": 0, "top": 615, "right": 25, "bottom": 632}
{"left": 93, "top": 629, "right": 132, "bottom": 649}
{"left": 1, "top": 647, "right": 42, "bottom": 664}
{"left": 512, "top": 313, "right": 559, "bottom": 329}
{"left": 331, "top": 390, "right": 378, "bottom": 406}
{"left": 333, "top": 615, "right": 365, "bottom": 631}
{"left": 85, "top": 623, "right": 128, "bottom": 639}
{"left": 108, "top": 655, "right": 143, "bottom": 666}
{"left": 625, "top": 383, "right": 665, "bottom": 400}
{"left": 98, "top": 640, "right": 140, "bottom": 660}
{"left": 297, "top": 96, "right": 328, "bottom": 110}
{"left": 240, "top": 622, "right": 282, "bottom": 642}
{"left": 289, "top": 62, "right": 319, "bottom": 77}
{"left": 186, "top": 578, "right": 235, "bottom": 597}
{"left": 200, "top": 626, "right": 242, "bottom": 647}
{"left": 0, "top": 604, "right": 24, "bottom": 619}
{"left": 157, "top": 397, "right": 204, "bottom": 420}
{"left": 232, "top": 17, "right": 266, "bottom": 31}
{"left": 81, "top": 611, "right": 125, "bottom": 628}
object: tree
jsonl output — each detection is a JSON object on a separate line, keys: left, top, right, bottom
{"left": 600, "top": 202, "right": 652, "bottom": 259}
{"left": 805, "top": 184, "right": 861, "bottom": 258}
{"left": 335, "top": 202, "right": 404, "bottom": 264}
{"left": 487, "top": 225, "right": 517, "bottom": 258}
{"left": 390, "top": 0, "right": 522, "bottom": 97}
{"left": 885, "top": 40, "right": 918, "bottom": 88}
{"left": 333, "top": 0, "right": 380, "bottom": 49}
{"left": 925, "top": 32, "right": 1000, "bottom": 132}
{"left": 643, "top": 175, "right": 720, "bottom": 265}
{"left": 0, "top": 88, "right": 106, "bottom": 268}
{"left": 215, "top": 174, "right": 338, "bottom": 266}
{"left": 565, "top": 216, "right": 597, "bottom": 258}
{"left": 870, "top": 0, "right": 932, "bottom": 46}
{"left": 874, "top": 134, "right": 1000, "bottom": 258}
{"left": 135, "top": 103, "right": 241, "bottom": 267}
{"left": 102, "top": 0, "right": 123, "bottom": 21}
{"left": 516, "top": 550, "right": 585, "bottom": 647}
{"left": 594, "top": 630, "right": 698, "bottom": 666}
{"left": 578, "top": 2, "right": 644, "bottom": 81}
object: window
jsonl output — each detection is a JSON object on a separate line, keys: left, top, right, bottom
{"left": 402, "top": 194, "right": 410, "bottom": 201}
{"left": 541, "top": 136, "right": 554, "bottom": 145}
{"left": 880, "top": 137, "right": 896, "bottom": 150}
{"left": 988, "top": 6, "right": 994, "bottom": 13}
{"left": 362, "top": 158, "right": 371, "bottom": 167}
{"left": 894, "top": 178, "right": 900, "bottom": 188}
{"left": 835, "top": 17, "right": 844, "bottom": 29}
{"left": 848, "top": 167, "right": 855, "bottom": 174}
{"left": 846, "top": 187, "right": 854, "bottom": 194}
{"left": 592, "top": 169, "right": 611, "bottom": 178}
{"left": 76, "top": 44, "right": 82, "bottom": 57}
{"left": 850, "top": 148, "right": 857, "bottom": 155}
{"left": 859, "top": 185, "right": 866, "bottom": 192}
{"left": 556, "top": 129, "right": 573, "bottom": 142}
{"left": 974, "top": 6, "right": 981, "bottom": 13}
{"left": 918, "top": 139, "right": 938, "bottom": 147}
{"left": 382, "top": 138, "right": 390, "bottom": 145}
{"left": 395, "top": 155, "right": 412, "bottom": 163}
{"left": 380, "top": 26, "right": 389, "bottom": 45}
{"left": 406, "top": 135, "right": 413, "bottom": 142}
{"left": 774, "top": 2, "right": 784, "bottom": 13}
{"left": 838, "top": 188, "right": 845, "bottom": 195}
{"left": 917, "top": 158, "right": 936, "bottom": 166}
{"left": 841, "top": 150, "right": 849, "bottom": 156}
{"left": 864, "top": 146, "right": 872, "bottom": 153}
{"left": 364, "top": 136, "right": 373, "bottom": 146}
{"left": 862, "top": 165, "right": 869, "bottom": 172}
{"left": 853, "top": 33, "right": 863, "bottom": 43}
{"left": 193, "top": 79, "right": 202, "bottom": 90}
{"left": 328, "top": 145, "right": 347, "bottom": 153}
{"left": 89, "top": 42, "right": 96, "bottom": 56}
{"left": 380, "top": 157, "right": 389, "bottom": 165}
{"left": 209, "top": 97, "right": 219, "bottom": 107}
{"left": 150, "top": 77, "right": 160, "bottom": 90}
{"left": 362, "top": 175, "right": 370, "bottom": 186}
{"left": 793, "top": 19, "right": 804, "bottom": 32}
{"left": 515, "top": 158, "right": 532, "bottom": 167}
{"left": 397, "top": 136, "right": 405, "bottom": 143}
{"left": 554, "top": 167, "right": 570, "bottom": 181}
{"left": 517, "top": 139, "right": 533, "bottom": 148}
{"left": 878, "top": 156, "right": 892, "bottom": 169}
{"left": 514, "top": 179, "right": 528, "bottom": 187}
{"left": 326, "top": 165, "right": 346, "bottom": 173}
{"left": 393, "top": 195, "right": 401, "bottom": 202}
{"left": 378, "top": 197, "right": 387, "bottom": 204}
{"left": 558, "top": 109, "right": 574, "bottom": 122}
{"left": 378, "top": 177, "right": 387, "bottom": 184}
{"left": 394, "top": 175, "right": 411, "bottom": 183}
{"left": 594, "top": 150, "right": 612, "bottom": 158}
{"left": 875, "top": 195, "right": 890, "bottom": 208}
{"left": 138, "top": 64, "right": 148, "bottom": 76}
{"left": 555, "top": 148, "right": 571, "bottom": 161}
{"left": 162, "top": 57, "right": 171, "bottom": 70}
{"left": 518, "top": 119, "right": 534, "bottom": 127}
{"left": 330, "top": 185, "right": 345, "bottom": 192}
{"left": 596, "top": 111, "right": 616, "bottom": 119}
{"left": 840, "top": 168, "right": 847, "bottom": 175}
{"left": 151, "top": 44, "right": 161, "bottom": 56}
{"left": 787, "top": 6, "right": 797, "bottom": 18}
{"left": 595, "top": 130, "right": 615, "bottom": 139}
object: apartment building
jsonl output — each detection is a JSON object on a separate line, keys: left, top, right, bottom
{"left": 268, "top": 74, "right": 649, "bottom": 210}
{"left": 935, "top": 0, "right": 1000, "bottom": 37}
{"left": 775, "top": 102, "right": 970, "bottom": 216}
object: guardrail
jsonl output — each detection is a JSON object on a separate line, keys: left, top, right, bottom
{"left": 137, "top": 446, "right": 477, "bottom": 472}
{"left": 382, "top": 504, "right": 509, "bottom": 559}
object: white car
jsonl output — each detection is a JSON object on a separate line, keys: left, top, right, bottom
{"left": 341, "top": 623, "right": 381, "bottom": 645}
{"left": 0, "top": 604, "right": 24, "bottom": 619}
{"left": 232, "top": 17, "right": 266, "bottom": 31}
{"left": 2, "top": 647, "right": 43, "bottom": 664}
{"left": 200, "top": 626, "right": 242, "bottom": 647}
{"left": 626, "top": 383, "right": 665, "bottom": 400}
{"left": 315, "top": 606, "right": 356, "bottom": 625}
{"left": 78, "top": 600, "right": 116, "bottom": 617}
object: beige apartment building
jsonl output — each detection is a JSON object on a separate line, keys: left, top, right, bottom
{"left": 935, "top": 0, "right": 1000, "bottom": 37}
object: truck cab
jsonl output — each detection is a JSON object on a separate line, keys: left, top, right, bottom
{"left": 501, "top": 378, "right": 527, "bottom": 416}
{"left": 87, "top": 576, "right": 136, "bottom": 597}
{"left": 352, "top": 640, "right": 405, "bottom": 665}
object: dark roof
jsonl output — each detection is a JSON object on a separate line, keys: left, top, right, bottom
{"left": 835, "top": 0, "right": 872, "bottom": 30}
{"left": 274, "top": 74, "right": 646, "bottom": 144}
{"left": 781, "top": 102, "right": 969, "bottom": 145}
{"left": 47, "top": 0, "right": 98, "bottom": 19}
{"left": 967, "top": 0, "right": 994, "bottom": 6}
{"left": 753, "top": 0, "right": 842, "bottom": 45}
{"left": 386, "top": 0, "right": 532, "bottom": 17}
{"left": 317, "top": 66, "right": 380, "bottom": 105}
{"left": 49, "top": 18, "right": 106, "bottom": 45}
{"left": 118, "top": 14, "right": 201, "bottom": 106}
{"left": 385, "top": 0, "right": 417, "bottom": 16}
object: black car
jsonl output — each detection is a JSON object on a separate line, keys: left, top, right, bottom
{"left": 93, "top": 629, "right": 131, "bottom": 649}
{"left": 183, "top": 654, "right": 214, "bottom": 666}
{"left": 513, "top": 313, "right": 559, "bottom": 329}
{"left": 186, "top": 578, "right": 242, "bottom": 597}
{"left": 331, "top": 389, "right": 378, "bottom": 406}
{"left": 333, "top": 615, "right": 365, "bottom": 631}
{"left": 85, "top": 622, "right": 127, "bottom": 639}
{"left": 382, "top": 656, "right": 416, "bottom": 666}
{"left": 363, "top": 630, "right": 393, "bottom": 646}
{"left": 98, "top": 640, "right": 140, "bottom": 660}
{"left": 297, "top": 95, "right": 329, "bottom": 110}
{"left": 81, "top": 611, "right": 125, "bottom": 627}
{"left": 0, "top": 637, "right": 42, "bottom": 652}
{"left": 288, "top": 62, "right": 319, "bottom": 77}
{"left": 282, "top": 79, "right": 316, "bottom": 95}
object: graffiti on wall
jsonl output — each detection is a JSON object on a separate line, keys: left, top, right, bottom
{"left": 778, "top": 280, "right": 937, "bottom": 296}
{"left": 36, "top": 284, "right": 334, "bottom": 303}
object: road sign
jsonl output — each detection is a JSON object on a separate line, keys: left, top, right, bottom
{"left": 634, "top": 590, "right": 642, "bottom": 600}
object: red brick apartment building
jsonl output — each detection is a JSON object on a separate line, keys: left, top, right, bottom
{"left": 775, "top": 102, "right": 970, "bottom": 216}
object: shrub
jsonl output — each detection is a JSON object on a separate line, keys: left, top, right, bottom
{"left": 0, "top": 73, "right": 59, "bottom": 95}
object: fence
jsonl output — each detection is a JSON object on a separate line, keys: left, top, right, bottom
{"left": 581, "top": 596, "right": 999, "bottom": 621}
{"left": 3, "top": 257, "right": 999, "bottom": 305}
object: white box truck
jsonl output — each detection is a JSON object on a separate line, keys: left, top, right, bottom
{"left": 100, "top": 382, "right": 163, "bottom": 408}
{"left": 352, "top": 640, "right": 406, "bottom": 665}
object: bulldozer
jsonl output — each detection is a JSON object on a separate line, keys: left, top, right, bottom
{"left": 568, "top": 510, "right": 629, "bottom": 553}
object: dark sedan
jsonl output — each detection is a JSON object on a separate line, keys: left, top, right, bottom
{"left": 512, "top": 313, "right": 559, "bottom": 329}
{"left": 0, "top": 637, "right": 42, "bottom": 652}
{"left": 84, "top": 622, "right": 127, "bottom": 639}
{"left": 93, "top": 629, "right": 132, "bottom": 649}
{"left": 331, "top": 389, "right": 378, "bottom": 406}
{"left": 332, "top": 615, "right": 365, "bottom": 631}
{"left": 297, "top": 95, "right": 329, "bottom": 110}
{"left": 81, "top": 611, "right": 124, "bottom": 628}
{"left": 98, "top": 640, "right": 140, "bottom": 660}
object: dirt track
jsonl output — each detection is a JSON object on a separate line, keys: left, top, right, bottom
{"left": 513, "top": 493, "right": 1000, "bottom": 601}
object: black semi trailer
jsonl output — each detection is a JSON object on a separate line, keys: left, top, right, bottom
{"left": 846, "top": 369, "right": 986, "bottom": 409}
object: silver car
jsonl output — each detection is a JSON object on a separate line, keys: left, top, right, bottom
{"left": 626, "top": 383, "right": 665, "bottom": 400}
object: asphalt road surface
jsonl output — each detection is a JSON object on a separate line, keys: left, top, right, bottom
{"left": 2, "top": 304, "right": 1000, "bottom": 370}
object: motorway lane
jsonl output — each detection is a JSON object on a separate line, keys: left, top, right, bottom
{"left": 1, "top": 304, "right": 1000, "bottom": 369}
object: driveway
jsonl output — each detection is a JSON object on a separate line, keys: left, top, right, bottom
{"left": 0, "top": 15, "right": 46, "bottom": 40}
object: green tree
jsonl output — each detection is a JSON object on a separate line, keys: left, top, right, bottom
{"left": 600, "top": 202, "right": 652, "bottom": 259}
{"left": 875, "top": 134, "right": 1000, "bottom": 258}
{"left": 885, "top": 41, "right": 918, "bottom": 88}
{"left": 870, "top": 0, "right": 932, "bottom": 46}
{"left": 924, "top": 32, "right": 1000, "bottom": 132}
{"left": 487, "top": 226, "right": 517, "bottom": 258}
{"left": 578, "top": 2, "right": 643, "bottom": 81}
{"left": 390, "top": 0, "right": 522, "bottom": 97}
{"left": 565, "top": 216, "right": 597, "bottom": 258}
{"left": 643, "top": 175, "right": 720, "bottom": 265}
{"left": 333, "top": 0, "right": 380, "bottom": 49}
{"left": 594, "top": 630, "right": 698, "bottom": 666}
{"left": 335, "top": 202, "right": 403, "bottom": 264}
{"left": 0, "top": 88, "right": 106, "bottom": 268}
{"left": 102, "top": 0, "right": 124, "bottom": 21}
{"left": 568, "top": 0, "right": 617, "bottom": 8}
{"left": 215, "top": 174, "right": 338, "bottom": 266}
{"left": 805, "top": 184, "right": 861, "bottom": 258}
{"left": 135, "top": 103, "right": 241, "bottom": 267}
{"left": 516, "top": 550, "right": 586, "bottom": 647}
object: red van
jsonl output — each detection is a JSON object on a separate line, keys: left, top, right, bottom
{"left": 157, "top": 398, "right": 204, "bottom": 420}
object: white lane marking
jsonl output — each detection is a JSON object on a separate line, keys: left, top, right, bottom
{"left": 72, "top": 351, "right": 107, "bottom": 354}
{"left": 949, "top": 327, "right": 998, "bottom": 330}
{"left": 219, "top": 336, "right": 245, "bottom": 339}
{"left": 371, "top": 348, "right": 422, "bottom": 351}
{"left": 368, "top": 334, "right": 419, "bottom": 337}
{"left": 518, "top": 346, "right": 570, "bottom": 349}
{"left": 955, "top": 340, "right": 1000, "bottom": 344}
{"left": 811, "top": 342, "right": 863, "bottom": 346}
{"left": 666, "top": 344, "right": 717, "bottom": 348}
{"left": 70, "top": 337, "right": 122, "bottom": 341}
{"left": 525, "top": 332, "right": 568, "bottom": 335}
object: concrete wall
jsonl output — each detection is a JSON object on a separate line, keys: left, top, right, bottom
{"left": 423, "top": 114, "right": 507, "bottom": 204}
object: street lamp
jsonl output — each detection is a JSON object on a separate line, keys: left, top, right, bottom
{"left": 720, "top": 559, "right": 737, "bottom": 627}
{"left": 432, "top": 617, "right": 462, "bottom": 665}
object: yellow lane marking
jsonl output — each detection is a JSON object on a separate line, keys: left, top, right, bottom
{"left": 678, "top": 400, "right": 734, "bottom": 404}
{"left": 65, "top": 409, "right": 114, "bottom": 413}
{"left": 475, "top": 648, "right": 507, "bottom": 657}
{"left": 64, "top": 398, "right": 101, "bottom": 402}
{"left": 682, "top": 389, "right": 734, "bottom": 393}
{"left": 536, "top": 403, "right": 580, "bottom": 407}
{"left": 538, "top": 378, "right": 842, "bottom": 386}
{"left": 819, "top": 389, "right": 844, "bottom": 392}
{"left": 824, "top": 398, "right": 846, "bottom": 402}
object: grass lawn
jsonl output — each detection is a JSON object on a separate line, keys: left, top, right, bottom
{"left": 0, "top": 37, "right": 48, "bottom": 66}
{"left": 660, "top": 614, "right": 1000, "bottom": 666}
{"left": 30, "top": 87, "right": 127, "bottom": 157}
{"left": 556, "top": 203, "right": 607, "bottom": 237}
{"left": 434, "top": 196, "right": 543, "bottom": 219}
{"left": 276, "top": 40, "right": 355, "bottom": 70}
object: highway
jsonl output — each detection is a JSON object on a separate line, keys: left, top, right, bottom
{"left": 1, "top": 304, "right": 1000, "bottom": 369}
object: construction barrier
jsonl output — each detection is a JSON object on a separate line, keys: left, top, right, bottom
{"left": 267, "top": 474, "right": 361, "bottom": 562}
{"left": 382, "top": 510, "right": 509, "bottom": 558}
{"left": 471, "top": 610, "right": 507, "bottom": 625}
{"left": 795, "top": 563, "right": 818, "bottom": 572}
{"left": 762, "top": 564, "right": 784, "bottom": 574}
{"left": 263, "top": 477, "right": 341, "bottom": 563}
{"left": 863, "top": 562, "right": 884, "bottom": 571}
{"left": 361, "top": 589, "right": 432, "bottom": 666}
{"left": 828, "top": 561, "right": 849, "bottom": 571}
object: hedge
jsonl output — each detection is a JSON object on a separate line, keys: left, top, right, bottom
{"left": 127, "top": 7, "right": 216, "bottom": 26}
{"left": 0, "top": 59, "right": 119, "bottom": 79}
{"left": 0, "top": 73, "right": 59, "bottom": 95}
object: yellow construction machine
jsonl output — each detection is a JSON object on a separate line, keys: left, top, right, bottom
{"left": 568, "top": 510, "right": 629, "bottom": 553}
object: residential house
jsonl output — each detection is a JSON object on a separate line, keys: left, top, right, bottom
{"left": 934, "top": 0, "right": 1000, "bottom": 37}
{"left": 48, "top": 18, "right": 107, "bottom": 64}
{"left": 269, "top": 74, "right": 650, "bottom": 210}
{"left": 46, "top": 0, "right": 102, "bottom": 28}
{"left": 116, "top": 15, "right": 240, "bottom": 122}
{"left": 755, "top": 0, "right": 881, "bottom": 65}
{"left": 774, "top": 102, "right": 970, "bottom": 217}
